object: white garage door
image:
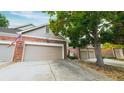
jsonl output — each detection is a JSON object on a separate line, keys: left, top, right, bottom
{"left": 81, "top": 51, "right": 95, "bottom": 60}
{"left": 81, "top": 51, "right": 88, "bottom": 59}
{"left": 0, "top": 44, "right": 15, "bottom": 62}
{"left": 24, "top": 44, "right": 63, "bottom": 61}
{"left": 89, "top": 51, "right": 95, "bottom": 58}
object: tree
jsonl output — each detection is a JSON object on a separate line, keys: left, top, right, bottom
{"left": 103, "top": 43, "right": 124, "bottom": 49}
{"left": 45, "top": 11, "right": 114, "bottom": 67}
{"left": 48, "top": 12, "right": 87, "bottom": 48}
{"left": 0, "top": 13, "right": 9, "bottom": 27}
{"left": 82, "top": 12, "right": 115, "bottom": 66}
{"left": 109, "top": 12, "right": 124, "bottom": 44}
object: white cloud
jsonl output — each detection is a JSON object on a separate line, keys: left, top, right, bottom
{"left": 8, "top": 19, "right": 30, "bottom": 28}
{"left": 7, "top": 11, "right": 50, "bottom": 27}
{"left": 9, "top": 11, "right": 50, "bottom": 19}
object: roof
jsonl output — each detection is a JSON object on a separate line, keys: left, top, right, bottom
{"left": 0, "top": 32, "right": 18, "bottom": 37}
{"left": 0, "top": 28, "right": 17, "bottom": 34}
{"left": 18, "top": 24, "right": 47, "bottom": 34}
{"left": 0, "top": 24, "right": 36, "bottom": 34}
{"left": 19, "top": 24, "right": 65, "bottom": 40}
{"left": 0, "top": 24, "right": 65, "bottom": 41}
{"left": 13, "top": 24, "right": 35, "bottom": 30}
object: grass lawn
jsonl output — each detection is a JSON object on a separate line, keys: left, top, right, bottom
{"left": 78, "top": 61, "right": 124, "bottom": 81}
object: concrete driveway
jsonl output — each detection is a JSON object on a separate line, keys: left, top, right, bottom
{"left": 0, "top": 60, "right": 112, "bottom": 81}
{"left": 0, "top": 62, "right": 12, "bottom": 69}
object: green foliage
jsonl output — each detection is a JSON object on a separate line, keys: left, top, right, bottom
{"left": 102, "top": 43, "right": 113, "bottom": 49}
{"left": 0, "top": 13, "right": 9, "bottom": 27}
{"left": 45, "top": 11, "right": 115, "bottom": 47}
{"left": 110, "top": 12, "right": 124, "bottom": 44}
{"left": 47, "top": 11, "right": 88, "bottom": 48}
{"left": 102, "top": 43, "right": 124, "bottom": 49}
{"left": 45, "top": 11, "right": 124, "bottom": 66}
{"left": 100, "top": 30, "right": 114, "bottom": 43}
{"left": 68, "top": 55, "right": 77, "bottom": 60}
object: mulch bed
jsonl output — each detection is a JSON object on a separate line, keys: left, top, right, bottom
{"left": 78, "top": 61, "right": 124, "bottom": 81}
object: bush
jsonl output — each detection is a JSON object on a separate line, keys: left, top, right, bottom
{"left": 68, "top": 56, "right": 77, "bottom": 60}
{"left": 102, "top": 56, "right": 116, "bottom": 59}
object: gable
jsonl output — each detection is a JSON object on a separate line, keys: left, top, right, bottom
{"left": 0, "top": 28, "right": 17, "bottom": 34}
{"left": 22, "top": 26, "right": 54, "bottom": 38}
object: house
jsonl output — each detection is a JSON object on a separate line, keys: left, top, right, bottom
{"left": 68, "top": 45, "right": 96, "bottom": 60}
{"left": 102, "top": 48, "right": 115, "bottom": 58}
{"left": 0, "top": 24, "right": 67, "bottom": 62}
{"left": 113, "top": 48, "right": 124, "bottom": 59}
{"left": 68, "top": 45, "right": 124, "bottom": 60}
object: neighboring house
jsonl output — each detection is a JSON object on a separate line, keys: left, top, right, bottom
{"left": 80, "top": 48, "right": 95, "bottom": 60}
{"left": 0, "top": 24, "right": 67, "bottom": 62}
{"left": 68, "top": 47, "right": 80, "bottom": 59}
{"left": 68, "top": 45, "right": 96, "bottom": 60}
{"left": 113, "top": 48, "right": 124, "bottom": 59}
{"left": 68, "top": 47, "right": 124, "bottom": 60}
{"left": 102, "top": 48, "right": 115, "bottom": 58}
{"left": 68, "top": 45, "right": 124, "bottom": 60}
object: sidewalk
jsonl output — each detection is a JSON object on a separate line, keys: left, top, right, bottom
{"left": 85, "top": 58, "right": 124, "bottom": 68}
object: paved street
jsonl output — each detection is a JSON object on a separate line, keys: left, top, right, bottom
{"left": 0, "top": 60, "right": 112, "bottom": 81}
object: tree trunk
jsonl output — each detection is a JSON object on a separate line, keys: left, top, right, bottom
{"left": 94, "top": 42, "right": 104, "bottom": 66}
{"left": 93, "top": 31, "right": 104, "bottom": 67}
{"left": 77, "top": 47, "right": 81, "bottom": 60}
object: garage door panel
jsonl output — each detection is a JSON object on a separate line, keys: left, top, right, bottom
{"left": 24, "top": 45, "right": 63, "bottom": 61}
{"left": 81, "top": 51, "right": 95, "bottom": 60}
{"left": 0, "top": 44, "right": 15, "bottom": 62}
{"left": 81, "top": 51, "right": 88, "bottom": 59}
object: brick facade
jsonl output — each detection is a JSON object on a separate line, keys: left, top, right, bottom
{"left": 13, "top": 40, "right": 24, "bottom": 62}
{"left": 0, "top": 36, "right": 16, "bottom": 41}
{"left": 0, "top": 36, "right": 67, "bottom": 62}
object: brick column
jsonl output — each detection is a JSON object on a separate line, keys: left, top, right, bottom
{"left": 13, "top": 40, "right": 24, "bottom": 62}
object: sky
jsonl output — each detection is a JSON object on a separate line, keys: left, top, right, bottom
{"left": 0, "top": 11, "right": 50, "bottom": 28}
